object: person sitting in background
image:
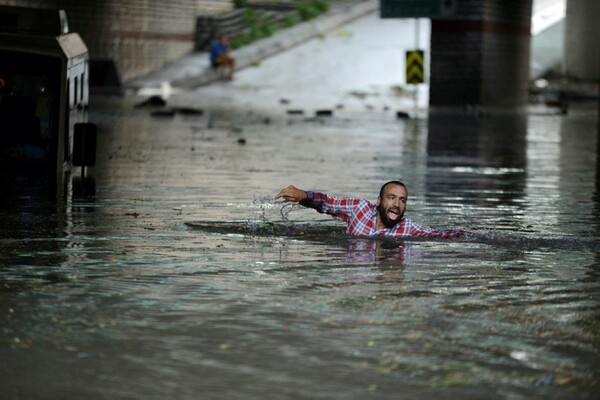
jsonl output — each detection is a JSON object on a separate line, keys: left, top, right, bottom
{"left": 275, "top": 181, "right": 468, "bottom": 239}
{"left": 209, "top": 34, "right": 235, "bottom": 80}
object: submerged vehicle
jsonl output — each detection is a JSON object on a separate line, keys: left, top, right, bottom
{"left": 0, "top": 5, "right": 96, "bottom": 189}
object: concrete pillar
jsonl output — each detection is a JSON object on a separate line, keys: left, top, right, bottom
{"left": 429, "top": 0, "right": 533, "bottom": 107}
{"left": 563, "top": 0, "right": 600, "bottom": 80}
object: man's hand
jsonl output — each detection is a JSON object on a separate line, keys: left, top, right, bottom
{"left": 275, "top": 185, "right": 308, "bottom": 203}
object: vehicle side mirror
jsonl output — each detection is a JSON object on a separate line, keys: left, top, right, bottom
{"left": 73, "top": 122, "right": 96, "bottom": 167}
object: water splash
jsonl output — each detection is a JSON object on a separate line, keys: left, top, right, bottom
{"left": 251, "top": 194, "right": 274, "bottom": 223}
{"left": 279, "top": 203, "right": 297, "bottom": 222}
{"left": 250, "top": 194, "right": 303, "bottom": 224}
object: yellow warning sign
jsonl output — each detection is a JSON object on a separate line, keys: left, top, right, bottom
{"left": 406, "top": 50, "right": 424, "bottom": 84}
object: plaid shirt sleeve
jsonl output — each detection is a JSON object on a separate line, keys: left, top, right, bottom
{"left": 299, "top": 191, "right": 364, "bottom": 223}
{"left": 389, "top": 218, "right": 465, "bottom": 239}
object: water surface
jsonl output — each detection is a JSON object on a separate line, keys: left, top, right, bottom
{"left": 1, "top": 99, "right": 599, "bottom": 399}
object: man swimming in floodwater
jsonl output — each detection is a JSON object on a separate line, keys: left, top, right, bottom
{"left": 275, "top": 181, "right": 466, "bottom": 239}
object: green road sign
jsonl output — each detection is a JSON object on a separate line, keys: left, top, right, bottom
{"left": 380, "top": 0, "right": 456, "bottom": 18}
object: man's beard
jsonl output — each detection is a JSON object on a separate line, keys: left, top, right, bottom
{"left": 377, "top": 204, "right": 403, "bottom": 228}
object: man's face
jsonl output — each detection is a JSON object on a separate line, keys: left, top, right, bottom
{"left": 377, "top": 184, "right": 408, "bottom": 228}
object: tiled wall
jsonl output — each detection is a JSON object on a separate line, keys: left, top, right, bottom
{"left": 4, "top": 0, "right": 234, "bottom": 82}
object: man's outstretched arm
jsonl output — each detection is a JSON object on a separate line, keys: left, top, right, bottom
{"left": 402, "top": 219, "right": 466, "bottom": 239}
{"left": 275, "top": 186, "right": 361, "bottom": 224}
{"left": 275, "top": 185, "right": 307, "bottom": 202}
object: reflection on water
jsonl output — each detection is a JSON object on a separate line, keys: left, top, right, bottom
{"left": 427, "top": 112, "right": 528, "bottom": 209}
{"left": 0, "top": 101, "right": 598, "bottom": 399}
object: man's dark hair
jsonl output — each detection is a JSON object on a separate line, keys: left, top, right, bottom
{"left": 379, "top": 180, "right": 407, "bottom": 198}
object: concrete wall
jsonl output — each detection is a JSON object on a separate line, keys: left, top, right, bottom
{"left": 430, "top": 0, "right": 533, "bottom": 107}
{"left": 201, "top": 0, "right": 234, "bottom": 13}
{"left": 563, "top": 0, "right": 599, "bottom": 81}
{"left": 1, "top": 0, "right": 234, "bottom": 82}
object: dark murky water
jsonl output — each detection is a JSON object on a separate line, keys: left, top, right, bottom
{"left": 1, "top": 99, "right": 599, "bottom": 399}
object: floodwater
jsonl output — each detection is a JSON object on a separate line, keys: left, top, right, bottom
{"left": 1, "top": 9, "right": 598, "bottom": 397}
{"left": 1, "top": 92, "right": 598, "bottom": 399}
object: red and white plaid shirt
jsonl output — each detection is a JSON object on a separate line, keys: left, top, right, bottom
{"left": 300, "top": 191, "right": 465, "bottom": 239}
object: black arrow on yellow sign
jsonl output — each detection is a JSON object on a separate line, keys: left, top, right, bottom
{"left": 405, "top": 50, "right": 424, "bottom": 84}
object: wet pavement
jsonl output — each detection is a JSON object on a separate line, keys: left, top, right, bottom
{"left": 2, "top": 4, "right": 600, "bottom": 400}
